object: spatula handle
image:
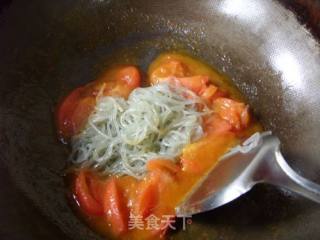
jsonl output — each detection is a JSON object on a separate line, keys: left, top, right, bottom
{"left": 256, "top": 136, "right": 320, "bottom": 203}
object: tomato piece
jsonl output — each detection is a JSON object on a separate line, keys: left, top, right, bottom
{"left": 74, "top": 171, "right": 104, "bottom": 216}
{"left": 211, "top": 89, "right": 228, "bottom": 102}
{"left": 150, "top": 60, "right": 190, "bottom": 84}
{"left": 213, "top": 97, "right": 250, "bottom": 130}
{"left": 115, "top": 176, "right": 139, "bottom": 205}
{"left": 109, "top": 83, "right": 134, "bottom": 99}
{"left": 116, "top": 66, "right": 141, "bottom": 89}
{"left": 181, "top": 134, "right": 236, "bottom": 174}
{"left": 70, "top": 97, "right": 96, "bottom": 135}
{"left": 180, "top": 156, "right": 205, "bottom": 174}
{"left": 151, "top": 74, "right": 210, "bottom": 95}
{"left": 56, "top": 87, "right": 84, "bottom": 141}
{"left": 135, "top": 160, "right": 177, "bottom": 219}
{"left": 240, "top": 105, "right": 250, "bottom": 127}
{"left": 203, "top": 114, "right": 233, "bottom": 135}
{"left": 176, "top": 75, "right": 209, "bottom": 95}
{"left": 135, "top": 179, "right": 159, "bottom": 219}
{"left": 201, "top": 85, "right": 218, "bottom": 102}
{"left": 107, "top": 66, "right": 141, "bottom": 98}
{"left": 147, "top": 159, "right": 179, "bottom": 194}
{"left": 84, "top": 172, "right": 108, "bottom": 204}
{"left": 103, "top": 178, "right": 129, "bottom": 236}
{"left": 181, "top": 139, "right": 210, "bottom": 174}
{"left": 147, "top": 159, "right": 180, "bottom": 175}
{"left": 97, "top": 65, "right": 141, "bottom": 89}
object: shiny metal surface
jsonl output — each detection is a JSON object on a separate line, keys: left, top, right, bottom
{"left": 1, "top": 0, "right": 320, "bottom": 239}
{"left": 177, "top": 133, "right": 320, "bottom": 216}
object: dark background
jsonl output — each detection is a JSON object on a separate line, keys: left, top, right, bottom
{"left": 1, "top": 0, "right": 320, "bottom": 37}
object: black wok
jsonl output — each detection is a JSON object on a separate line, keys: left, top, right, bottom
{"left": 1, "top": 0, "right": 320, "bottom": 239}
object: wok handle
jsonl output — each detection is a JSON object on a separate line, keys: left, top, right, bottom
{"left": 257, "top": 137, "right": 320, "bottom": 203}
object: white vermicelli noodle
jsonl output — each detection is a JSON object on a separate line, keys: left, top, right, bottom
{"left": 70, "top": 81, "right": 211, "bottom": 179}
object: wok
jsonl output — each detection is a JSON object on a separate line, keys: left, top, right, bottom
{"left": 1, "top": 0, "right": 320, "bottom": 239}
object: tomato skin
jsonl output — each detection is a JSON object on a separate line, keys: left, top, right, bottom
{"left": 74, "top": 171, "right": 104, "bottom": 216}
{"left": 103, "top": 178, "right": 129, "bottom": 236}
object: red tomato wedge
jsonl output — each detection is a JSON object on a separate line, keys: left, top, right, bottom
{"left": 203, "top": 114, "right": 233, "bottom": 135}
{"left": 74, "top": 171, "right": 104, "bottom": 216}
{"left": 133, "top": 160, "right": 179, "bottom": 220}
{"left": 210, "top": 89, "right": 228, "bottom": 102}
{"left": 70, "top": 97, "right": 96, "bottom": 134}
{"left": 56, "top": 87, "right": 84, "bottom": 141}
{"left": 213, "top": 97, "right": 250, "bottom": 130}
{"left": 176, "top": 75, "right": 209, "bottom": 95}
{"left": 85, "top": 173, "right": 106, "bottom": 204}
{"left": 57, "top": 94, "right": 95, "bottom": 142}
{"left": 103, "top": 66, "right": 141, "bottom": 99}
{"left": 103, "top": 178, "right": 129, "bottom": 236}
{"left": 150, "top": 60, "right": 190, "bottom": 84}
{"left": 200, "top": 84, "right": 218, "bottom": 102}
{"left": 135, "top": 179, "right": 159, "bottom": 219}
{"left": 116, "top": 66, "right": 141, "bottom": 89}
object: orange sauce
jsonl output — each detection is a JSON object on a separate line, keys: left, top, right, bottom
{"left": 58, "top": 52, "right": 262, "bottom": 240}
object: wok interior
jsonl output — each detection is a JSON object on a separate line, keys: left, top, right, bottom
{"left": 0, "top": 0, "right": 320, "bottom": 239}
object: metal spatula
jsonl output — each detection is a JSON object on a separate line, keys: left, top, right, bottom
{"left": 176, "top": 132, "right": 320, "bottom": 216}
